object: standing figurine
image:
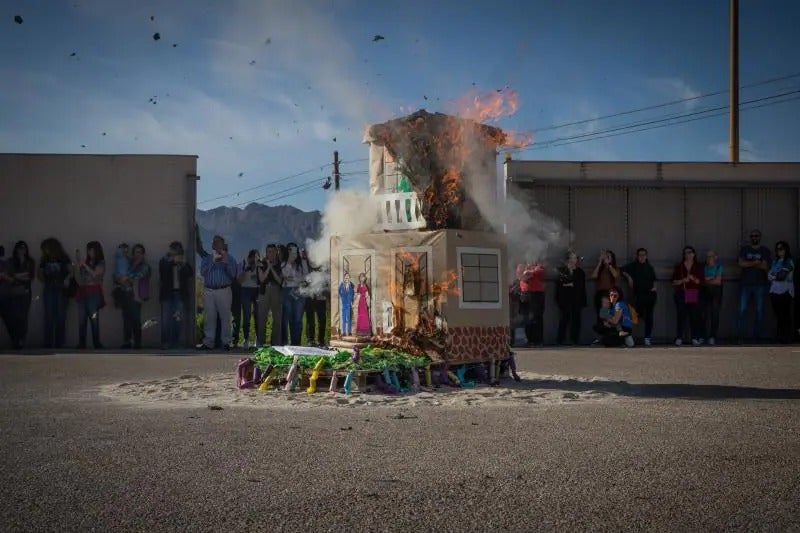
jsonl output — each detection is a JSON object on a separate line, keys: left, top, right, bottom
{"left": 338, "top": 272, "right": 354, "bottom": 336}
{"left": 355, "top": 272, "right": 372, "bottom": 337}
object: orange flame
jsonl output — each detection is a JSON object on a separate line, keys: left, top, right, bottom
{"left": 431, "top": 269, "right": 460, "bottom": 297}
{"left": 501, "top": 129, "right": 534, "bottom": 149}
{"left": 454, "top": 89, "right": 519, "bottom": 124}
{"left": 377, "top": 89, "right": 533, "bottom": 228}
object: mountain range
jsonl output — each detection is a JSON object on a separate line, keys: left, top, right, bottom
{"left": 196, "top": 203, "right": 322, "bottom": 261}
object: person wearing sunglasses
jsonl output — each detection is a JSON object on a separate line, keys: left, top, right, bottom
{"left": 737, "top": 229, "right": 771, "bottom": 343}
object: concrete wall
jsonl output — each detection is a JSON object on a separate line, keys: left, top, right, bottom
{"left": 0, "top": 154, "right": 198, "bottom": 349}
{"left": 504, "top": 160, "right": 800, "bottom": 344}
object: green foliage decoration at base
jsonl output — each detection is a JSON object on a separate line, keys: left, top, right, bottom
{"left": 252, "top": 345, "right": 429, "bottom": 373}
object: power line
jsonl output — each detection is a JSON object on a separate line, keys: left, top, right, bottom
{"left": 529, "top": 71, "right": 800, "bottom": 134}
{"left": 519, "top": 90, "right": 800, "bottom": 152}
{"left": 200, "top": 73, "right": 800, "bottom": 206}
{"left": 339, "top": 170, "right": 369, "bottom": 176}
{"left": 198, "top": 163, "right": 331, "bottom": 205}
{"left": 231, "top": 177, "right": 325, "bottom": 208}
{"left": 539, "top": 94, "right": 800, "bottom": 150}
{"left": 199, "top": 158, "right": 367, "bottom": 206}
{"left": 253, "top": 182, "right": 323, "bottom": 205}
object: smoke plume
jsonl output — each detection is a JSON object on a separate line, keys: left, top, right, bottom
{"left": 456, "top": 117, "right": 571, "bottom": 269}
{"left": 301, "top": 189, "right": 376, "bottom": 296}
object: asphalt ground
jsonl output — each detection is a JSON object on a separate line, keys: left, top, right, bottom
{"left": 1, "top": 345, "right": 798, "bottom": 532}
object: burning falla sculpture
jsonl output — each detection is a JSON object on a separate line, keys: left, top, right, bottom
{"left": 363, "top": 109, "right": 508, "bottom": 231}
{"left": 331, "top": 110, "right": 511, "bottom": 368}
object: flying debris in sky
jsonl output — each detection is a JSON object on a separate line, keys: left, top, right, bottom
{"left": 332, "top": 137, "right": 336, "bottom": 142}
{"left": 150, "top": 15, "right": 155, "bottom": 21}
{"left": 372, "top": 34, "right": 385, "bottom": 42}
{"left": 69, "top": 52, "right": 77, "bottom": 57}
{"left": 80, "top": 144, "right": 86, "bottom": 148}
{"left": 238, "top": 172, "right": 244, "bottom": 177}
{"left": 102, "top": 132, "right": 106, "bottom": 136}
{"left": 172, "top": 43, "right": 177, "bottom": 47}
{"left": 423, "top": 95, "right": 428, "bottom": 100}
{"left": 323, "top": 176, "right": 332, "bottom": 190}
{"left": 249, "top": 60, "right": 256, "bottom": 65}
{"left": 264, "top": 37, "right": 271, "bottom": 45}
{"left": 14, "top": 15, "right": 23, "bottom": 24}
{"left": 153, "top": 32, "right": 160, "bottom": 41}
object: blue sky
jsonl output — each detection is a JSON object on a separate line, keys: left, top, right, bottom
{"left": 3, "top": 0, "right": 799, "bottom": 213}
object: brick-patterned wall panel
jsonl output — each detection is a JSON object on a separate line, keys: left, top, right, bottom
{"left": 448, "top": 326, "right": 509, "bottom": 363}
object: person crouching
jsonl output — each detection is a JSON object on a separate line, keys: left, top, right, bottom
{"left": 593, "top": 288, "right": 634, "bottom": 347}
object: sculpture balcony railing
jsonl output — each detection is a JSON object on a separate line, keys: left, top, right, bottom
{"left": 376, "top": 191, "right": 426, "bottom": 231}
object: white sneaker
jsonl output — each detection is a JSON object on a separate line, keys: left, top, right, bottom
{"left": 675, "top": 338, "right": 683, "bottom": 346}
{"left": 624, "top": 336, "right": 635, "bottom": 347}
{"left": 644, "top": 337, "right": 652, "bottom": 346}
{"left": 691, "top": 338, "right": 701, "bottom": 346}
{"left": 708, "top": 337, "right": 715, "bottom": 345}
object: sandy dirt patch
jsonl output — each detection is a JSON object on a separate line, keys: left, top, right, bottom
{"left": 97, "top": 371, "right": 622, "bottom": 410}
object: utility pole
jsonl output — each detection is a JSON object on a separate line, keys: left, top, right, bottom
{"left": 333, "top": 150, "right": 341, "bottom": 191}
{"left": 730, "top": 0, "right": 739, "bottom": 163}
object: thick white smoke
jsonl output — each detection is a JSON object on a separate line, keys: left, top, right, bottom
{"left": 459, "top": 130, "right": 571, "bottom": 270}
{"left": 301, "top": 189, "right": 376, "bottom": 297}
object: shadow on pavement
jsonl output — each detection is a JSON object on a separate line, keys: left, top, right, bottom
{"left": 517, "top": 378, "right": 800, "bottom": 400}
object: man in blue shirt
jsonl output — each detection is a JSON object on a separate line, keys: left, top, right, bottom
{"left": 737, "top": 229, "right": 771, "bottom": 342}
{"left": 197, "top": 234, "right": 239, "bottom": 350}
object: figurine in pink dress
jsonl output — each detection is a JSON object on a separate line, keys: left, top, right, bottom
{"left": 355, "top": 273, "right": 372, "bottom": 336}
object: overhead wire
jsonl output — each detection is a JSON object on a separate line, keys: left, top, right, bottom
{"left": 199, "top": 158, "right": 368, "bottom": 206}
{"left": 527, "top": 71, "right": 800, "bottom": 134}
{"left": 230, "top": 177, "right": 325, "bottom": 208}
{"left": 513, "top": 89, "right": 800, "bottom": 152}
{"left": 198, "top": 163, "right": 331, "bottom": 205}
{"left": 202, "top": 72, "right": 800, "bottom": 205}
{"left": 534, "top": 93, "right": 800, "bottom": 150}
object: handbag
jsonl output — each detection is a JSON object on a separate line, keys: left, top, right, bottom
{"left": 684, "top": 287, "right": 699, "bottom": 304}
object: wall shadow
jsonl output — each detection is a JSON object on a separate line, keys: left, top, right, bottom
{"left": 515, "top": 377, "right": 800, "bottom": 400}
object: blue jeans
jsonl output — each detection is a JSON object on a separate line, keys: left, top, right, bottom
{"left": 239, "top": 287, "right": 260, "bottom": 343}
{"left": 281, "top": 288, "right": 306, "bottom": 345}
{"left": 42, "top": 287, "right": 66, "bottom": 348}
{"left": 738, "top": 285, "right": 768, "bottom": 340}
{"left": 341, "top": 303, "right": 352, "bottom": 336}
{"left": 77, "top": 292, "right": 103, "bottom": 348}
{"left": 160, "top": 292, "right": 186, "bottom": 348}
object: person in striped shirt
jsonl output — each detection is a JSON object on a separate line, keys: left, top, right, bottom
{"left": 197, "top": 234, "right": 239, "bottom": 350}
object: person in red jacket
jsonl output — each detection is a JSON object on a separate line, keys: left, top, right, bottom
{"left": 516, "top": 261, "right": 546, "bottom": 346}
{"left": 671, "top": 245, "right": 704, "bottom": 346}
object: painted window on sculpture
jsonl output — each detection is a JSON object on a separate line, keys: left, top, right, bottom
{"left": 457, "top": 248, "right": 501, "bottom": 308}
